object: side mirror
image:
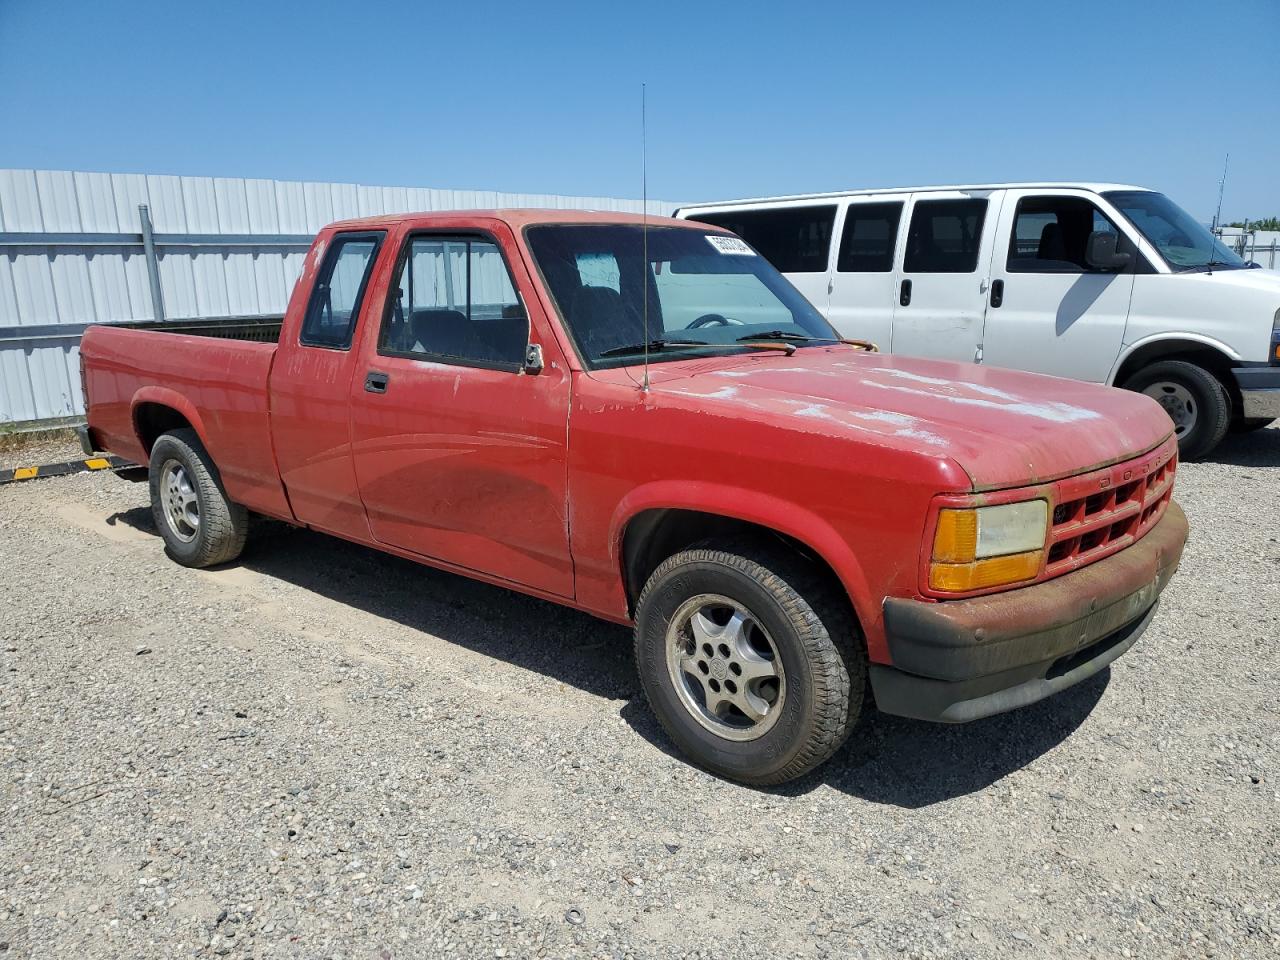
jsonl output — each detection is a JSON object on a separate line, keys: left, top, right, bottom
{"left": 1085, "top": 231, "right": 1131, "bottom": 272}
{"left": 524, "top": 342, "right": 544, "bottom": 375}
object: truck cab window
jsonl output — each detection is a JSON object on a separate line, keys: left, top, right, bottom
{"left": 684, "top": 205, "right": 836, "bottom": 273}
{"left": 1007, "top": 196, "right": 1132, "bottom": 273}
{"left": 903, "top": 199, "right": 988, "bottom": 273}
{"left": 837, "top": 202, "right": 902, "bottom": 272}
{"left": 300, "top": 234, "right": 383, "bottom": 349}
{"left": 381, "top": 236, "right": 527, "bottom": 369}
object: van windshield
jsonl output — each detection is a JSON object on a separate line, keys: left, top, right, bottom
{"left": 1103, "top": 191, "right": 1247, "bottom": 272}
{"left": 525, "top": 224, "right": 840, "bottom": 368}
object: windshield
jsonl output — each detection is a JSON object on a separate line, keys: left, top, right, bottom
{"left": 1103, "top": 191, "right": 1247, "bottom": 271}
{"left": 525, "top": 225, "right": 839, "bottom": 368}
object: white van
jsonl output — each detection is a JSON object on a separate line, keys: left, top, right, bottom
{"left": 675, "top": 184, "right": 1280, "bottom": 458}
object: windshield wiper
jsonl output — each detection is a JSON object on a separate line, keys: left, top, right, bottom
{"left": 737, "top": 330, "right": 879, "bottom": 351}
{"left": 598, "top": 338, "right": 711, "bottom": 357}
{"left": 599, "top": 338, "right": 797, "bottom": 358}
{"left": 739, "top": 330, "right": 831, "bottom": 342}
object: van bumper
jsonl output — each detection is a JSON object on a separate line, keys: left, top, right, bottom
{"left": 870, "top": 501, "right": 1187, "bottom": 723}
{"left": 1232, "top": 366, "right": 1280, "bottom": 419}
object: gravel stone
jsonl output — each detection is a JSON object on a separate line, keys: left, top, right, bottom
{"left": 0, "top": 425, "right": 1278, "bottom": 958}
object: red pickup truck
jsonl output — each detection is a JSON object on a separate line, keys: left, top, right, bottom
{"left": 80, "top": 209, "right": 1187, "bottom": 785}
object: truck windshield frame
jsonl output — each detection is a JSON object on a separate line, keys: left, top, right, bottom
{"left": 524, "top": 224, "right": 841, "bottom": 370}
{"left": 1102, "top": 191, "right": 1248, "bottom": 272}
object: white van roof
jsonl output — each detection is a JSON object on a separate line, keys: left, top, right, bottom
{"left": 674, "top": 182, "right": 1153, "bottom": 213}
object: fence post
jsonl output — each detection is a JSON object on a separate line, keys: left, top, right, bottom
{"left": 139, "top": 204, "right": 165, "bottom": 322}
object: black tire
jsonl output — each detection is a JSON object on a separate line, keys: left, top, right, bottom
{"left": 1122, "top": 360, "right": 1230, "bottom": 460}
{"left": 633, "top": 539, "right": 865, "bottom": 786}
{"left": 148, "top": 428, "right": 248, "bottom": 568}
{"left": 1231, "top": 416, "right": 1276, "bottom": 433}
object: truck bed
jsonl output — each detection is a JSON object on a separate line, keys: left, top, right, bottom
{"left": 99, "top": 315, "right": 284, "bottom": 343}
{"left": 80, "top": 319, "right": 292, "bottom": 520}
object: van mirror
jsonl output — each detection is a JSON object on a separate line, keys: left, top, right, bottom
{"left": 1085, "top": 231, "right": 1131, "bottom": 272}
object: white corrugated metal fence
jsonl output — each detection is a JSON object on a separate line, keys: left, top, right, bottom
{"left": 0, "top": 169, "right": 676, "bottom": 427}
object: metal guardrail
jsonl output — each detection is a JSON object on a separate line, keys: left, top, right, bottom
{"left": 0, "top": 203, "right": 313, "bottom": 334}
{"left": 0, "top": 231, "right": 314, "bottom": 248}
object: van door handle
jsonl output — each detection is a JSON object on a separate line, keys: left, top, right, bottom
{"left": 364, "top": 371, "right": 390, "bottom": 393}
{"left": 899, "top": 279, "right": 912, "bottom": 306}
{"left": 990, "top": 279, "right": 1004, "bottom": 308}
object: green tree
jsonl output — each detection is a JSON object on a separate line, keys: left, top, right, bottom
{"left": 1227, "top": 217, "right": 1280, "bottom": 230}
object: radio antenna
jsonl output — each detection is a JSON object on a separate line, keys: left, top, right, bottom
{"left": 1212, "top": 152, "right": 1229, "bottom": 232}
{"left": 641, "top": 82, "right": 650, "bottom": 393}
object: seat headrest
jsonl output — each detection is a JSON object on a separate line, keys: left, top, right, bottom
{"left": 1037, "top": 222, "right": 1066, "bottom": 261}
{"left": 409, "top": 308, "right": 466, "bottom": 344}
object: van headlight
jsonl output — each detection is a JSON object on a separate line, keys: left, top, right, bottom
{"left": 929, "top": 500, "right": 1049, "bottom": 592}
{"left": 1271, "top": 308, "right": 1280, "bottom": 365}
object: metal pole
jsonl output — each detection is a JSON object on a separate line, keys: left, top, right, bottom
{"left": 139, "top": 204, "right": 165, "bottom": 322}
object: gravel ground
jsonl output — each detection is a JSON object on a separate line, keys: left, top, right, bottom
{"left": 0, "top": 432, "right": 82, "bottom": 473}
{"left": 1, "top": 427, "right": 1278, "bottom": 959}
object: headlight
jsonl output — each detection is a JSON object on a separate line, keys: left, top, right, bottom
{"left": 1271, "top": 308, "right": 1280, "bottom": 365}
{"left": 929, "top": 500, "right": 1048, "bottom": 592}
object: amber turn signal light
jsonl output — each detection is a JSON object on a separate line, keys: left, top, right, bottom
{"left": 929, "top": 550, "right": 1043, "bottom": 592}
{"left": 928, "top": 501, "right": 1048, "bottom": 593}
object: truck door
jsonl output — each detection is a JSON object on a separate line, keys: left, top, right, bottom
{"left": 981, "top": 190, "right": 1138, "bottom": 382}
{"left": 270, "top": 230, "right": 387, "bottom": 541}
{"left": 891, "top": 190, "right": 1002, "bottom": 364}
{"left": 348, "top": 226, "right": 574, "bottom": 598}
{"left": 825, "top": 195, "right": 908, "bottom": 348}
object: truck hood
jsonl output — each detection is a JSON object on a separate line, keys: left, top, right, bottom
{"left": 649, "top": 349, "right": 1173, "bottom": 491}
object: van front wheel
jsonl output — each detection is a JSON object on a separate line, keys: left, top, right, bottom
{"left": 1123, "top": 360, "right": 1230, "bottom": 460}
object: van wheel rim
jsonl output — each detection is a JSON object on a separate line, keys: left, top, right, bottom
{"left": 1142, "top": 381, "right": 1197, "bottom": 437}
{"left": 665, "top": 594, "right": 786, "bottom": 742}
{"left": 160, "top": 460, "right": 200, "bottom": 543}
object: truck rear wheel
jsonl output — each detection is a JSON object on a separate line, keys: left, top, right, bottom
{"left": 1123, "top": 360, "right": 1230, "bottom": 460}
{"left": 633, "top": 540, "right": 864, "bottom": 785}
{"left": 149, "top": 428, "right": 247, "bottom": 568}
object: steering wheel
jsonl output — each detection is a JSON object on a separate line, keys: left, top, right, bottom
{"left": 687, "top": 313, "right": 745, "bottom": 329}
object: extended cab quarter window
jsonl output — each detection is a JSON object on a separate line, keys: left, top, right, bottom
{"left": 685, "top": 205, "right": 836, "bottom": 273}
{"left": 903, "top": 199, "right": 987, "bottom": 273}
{"left": 381, "top": 236, "right": 527, "bottom": 369}
{"left": 1008, "top": 196, "right": 1135, "bottom": 273}
{"left": 300, "top": 233, "right": 384, "bottom": 349}
{"left": 837, "top": 202, "right": 902, "bottom": 272}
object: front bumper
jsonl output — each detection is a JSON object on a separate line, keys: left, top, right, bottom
{"left": 870, "top": 501, "right": 1187, "bottom": 723}
{"left": 1233, "top": 366, "right": 1280, "bottom": 420}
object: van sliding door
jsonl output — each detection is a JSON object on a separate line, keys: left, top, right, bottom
{"left": 891, "top": 191, "right": 1003, "bottom": 364}
{"left": 826, "top": 196, "right": 908, "bottom": 348}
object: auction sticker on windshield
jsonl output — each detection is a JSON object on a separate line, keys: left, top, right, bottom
{"left": 705, "top": 235, "right": 755, "bottom": 256}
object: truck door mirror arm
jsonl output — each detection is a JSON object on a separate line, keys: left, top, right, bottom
{"left": 524, "top": 343, "right": 545, "bottom": 375}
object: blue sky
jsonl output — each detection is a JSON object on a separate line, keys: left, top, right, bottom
{"left": 1, "top": 0, "right": 1277, "bottom": 220}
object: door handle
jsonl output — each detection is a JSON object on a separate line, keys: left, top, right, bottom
{"left": 990, "top": 279, "right": 1005, "bottom": 308}
{"left": 364, "top": 371, "right": 390, "bottom": 393}
{"left": 899, "top": 279, "right": 912, "bottom": 307}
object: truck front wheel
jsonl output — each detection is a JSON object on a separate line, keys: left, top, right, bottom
{"left": 633, "top": 541, "right": 864, "bottom": 785}
{"left": 1123, "top": 360, "right": 1230, "bottom": 460}
{"left": 149, "top": 428, "right": 248, "bottom": 568}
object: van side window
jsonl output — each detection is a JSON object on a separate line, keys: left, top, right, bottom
{"left": 380, "top": 236, "right": 528, "bottom": 370}
{"left": 1007, "top": 196, "right": 1133, "bottom": 273}
{"left": 685, "top": 206, "right": 836, "bottom": 273}
{"left": 300, "top": 233, "right": 384, "bottom": 349}
{"left": 903, "top": 199, "right": 988, "bottom": 273}
{"left": 837, "top": 202, "right": 902, "bottom": 272}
